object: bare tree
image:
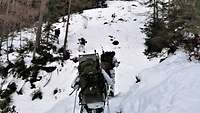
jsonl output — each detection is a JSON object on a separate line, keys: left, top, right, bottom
{"left": 0, "top": 32, "right": 4, "bottom": 56}
{"left": 33, "top": 0, "right": 49, "bottom": 59}
{"left": 5, "top": 0, "right": 11, "bottom": 61}
{"left": 63, "top": 0, "right": 72, "bottom": 50}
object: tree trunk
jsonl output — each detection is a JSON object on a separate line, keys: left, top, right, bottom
{"left": 0, "top": 37, "right": 3, "bottom": 55}
{"left": 20, "top": 26, "right": 22, "bottom": 50}
{"left": 63, "top": 0, "right": 72, "bottom": 50}
{"left": 155, "top": 0, "right": 159, "bottom": 21}
{"left": 6, "top": 0, "right": 10, "bottom": 14}
{"left": 153, "top": 0, "right": 156, "bottom": 23}
{"left": 33, "top": 0, "right": 48, "bottom": 59}
{"left": 168, "top": 0, "right": 171, "bottom": 15}
{"left": 6, "top": 0, "right": 10, "bottom": 61}
{"left": 6, "top": 35, "right": 9, "bottom": 61}
{"left": 10, "top": 35, "right": 14, "bottom": 50}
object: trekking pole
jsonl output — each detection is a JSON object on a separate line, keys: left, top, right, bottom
{"left": 69, "top": 88, "right": 76, "bottom": 96}
{"left": 73, "top": 89, "right": 78, "bottom": 113}
{"left": 107, "top": 98, "right": 110, "bottom": 113}
{"left": 106, "top": 83, "right": 111, "bottom": 113}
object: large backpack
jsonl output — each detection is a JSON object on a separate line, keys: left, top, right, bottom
{"left": 78, "top": 54, "right": 107, "bottom": 104}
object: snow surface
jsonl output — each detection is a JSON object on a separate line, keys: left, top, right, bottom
{"left": 120, "top": 52, "right": 200, "bottom": 113}
{"left": 8, "top": 1, "right": 200, "bottom": 113}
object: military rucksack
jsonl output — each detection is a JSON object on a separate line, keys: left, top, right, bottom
{"left": 78, "top": 54, "right": 107, "bottom": 104}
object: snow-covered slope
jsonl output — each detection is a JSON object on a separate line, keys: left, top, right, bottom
{"left": 12, "top": 1, "right": 159, "bottom": 113}
{"left": 120, "top": 52, "right": 200, "bottom": 113}
{"left": 10, "top": 1, "right": 200, "bottom": 113}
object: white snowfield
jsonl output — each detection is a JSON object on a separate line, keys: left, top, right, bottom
{"left": 119, "top": 52, "right": 200, "bottom": 113}
{"left": 10, "top": 1, "right": 200, "bottom": 113}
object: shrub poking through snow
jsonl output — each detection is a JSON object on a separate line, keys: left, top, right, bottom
{"left": 32, "top": 89, "right": 43, "bottom": 100}
{"left": 7, "top": 82, "right": 17, "bottom": 93}
{"left": 0, "top": 82, "right": 17, "bottom": 113}
{"left": 71, "top": 57, "right": 79, "bottom": 63}
{"left": 53, "top": 88, "right": 58, "bottom": 95}
{"left": 0, "top": 97, "right": 13, "bottom": 113}
{"left": 112, "top": 40, "right": 119, "bottom": 45}
{"left": 1, "top": 82, "right": 17, "bottom": 99}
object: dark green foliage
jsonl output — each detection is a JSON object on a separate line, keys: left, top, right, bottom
{"left": 142, "top": 0, "right": 200, "bottom": 60}
{"left": 29, "top": 65, "right": 40, "bottom": 89}
{"left": 46, "top": 0, "right": 67, "bottom": 24}
{"left": 7, "top": 82, "right": 17, "bottom": 94}
{"left": 0, "top": 97, "right": 11, "bottom": 110}
{"left": 32, "top": 89, "right": 43, "bottom": 100}
{"left": 63, "top": 49, "right": 70, "bottom": 60}
{"left": 32, "top": 42, "right": 62, "bottom": 65}
{"left": 71, "top": 57, "right": 79, "bottom": 63}
{"left": 195, "top": 1, "right": 200, "bottom": 15}
{"left": 13, "top": 57, "right": 30, "bottom": 79}
{"left": 32, "top": 53, "right": 53, "bottom": 65}
{"left": 142, "top": 1, "right": 187, "bottom": 59}
{"left": 0, "top": 98, "right": 8, "bottom": 110}
{"left": 58, "top": 47, "right": 65, "bottom": 53}
{"left": 0, "top": 61, "right": 14, "bottom": 78}
{"left": 1, "top": 89, "right": 13, "bottom": 99}
{"left": 142, "top": 0, "right": 167, "bottom": 58}
{"left": 0, "top": 66, "right": 7, "bottom": 78}
{"left": 58, "top": 47, "right": 71, "bottom": 60}
{"left": 142, "top": 19, "right": 180, "bottom": 58}
{"left": 0, "top": 82, "right": 17, "bottom": 112}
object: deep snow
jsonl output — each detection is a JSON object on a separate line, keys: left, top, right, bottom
{"left": 2, "top": 1, "right": 199, "bottom": 113}
{"left": 120, "top": 52, "right": 200, "bottom": 113}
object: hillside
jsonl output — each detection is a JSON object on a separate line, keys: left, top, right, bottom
{"left": 120, "top": 51, "right": 200, "bottom": 113}
{"left": 6, "top": 1, "right": 158, "bottom": 113}
{"left": 1, "top": 0, "right": 200, "bottom": 113}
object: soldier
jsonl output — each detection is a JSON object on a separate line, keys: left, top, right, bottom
{"left": 71, "top": 54, "right": 113, "bottom": 113}
{"left": 101, "top": 51, "right": 120, "bottom": 97}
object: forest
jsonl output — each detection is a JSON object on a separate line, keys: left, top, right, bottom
{"left": 143, "top": 0, "right": 200, "bottom": 60}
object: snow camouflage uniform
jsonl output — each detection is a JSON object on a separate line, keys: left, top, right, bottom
{"left": 71, "top": 53, "right": 113, "bottom": 113}
{"left": 101, "top": 51, "right": 119, "bottom": 97}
